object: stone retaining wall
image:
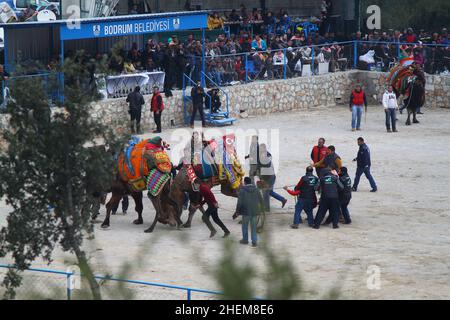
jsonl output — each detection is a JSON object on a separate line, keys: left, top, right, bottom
{"left": 1, "top": 71, "right": 449, "bottom": 134}
{"left": 354, "top": 71, "right": 450, "bottom": 109}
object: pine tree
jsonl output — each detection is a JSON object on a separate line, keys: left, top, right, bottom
{"left": 0, "top": 52, "right": 126, "bottom": 299}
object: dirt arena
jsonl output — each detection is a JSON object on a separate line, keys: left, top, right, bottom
{"left": 1, "top": 105, "right": 450, "bottom": 299}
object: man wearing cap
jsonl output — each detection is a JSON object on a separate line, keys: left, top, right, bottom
{"left": 151, "top": 86, "right": 164, "bottom": 133}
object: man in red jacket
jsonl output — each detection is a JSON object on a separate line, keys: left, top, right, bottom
{"left": 310, "top": 137, "right": 327, "bottom": 178}
{"left": 349, "top": 85, "right": 368, "bottom": 132}
{"left": 193, "top": 179, "right": 230, "bottom": 238}
{"left": 151, "top": 86, "right": 164, "bottom": 133}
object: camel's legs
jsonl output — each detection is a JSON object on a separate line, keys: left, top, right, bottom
{"left": 101, "top": 193, "right": 122, "bottom": 228}
{"left": 131, "top": 192, "right": 144, "bottom": 225}
{"left": 145, "top": 195, "right": 161, "bottom": 233}
{"left": 406, "top": 110, "right": 412, "bottom": 126}
{"left": 413, "top": 111, "right": 419, "bottom": 123}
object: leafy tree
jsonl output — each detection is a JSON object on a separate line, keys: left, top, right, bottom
{"left": 0, "top": 52, "right": 126, "bottom": 299}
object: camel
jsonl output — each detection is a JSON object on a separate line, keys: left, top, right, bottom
{"left": 403, "top": 78, "right": 425, "bottom": 126}
{"left": 99, "top": 176, "right": 182, "bottom": 233}
{"left": 172, "top": 165, "right": 239, "bottom": 229}
{"left": 98, "top": 137, "right": 182, "bottom": 233}
{"left": 387, "top": 63, "right": 426, "bottom": 126}
{"left": 159, "top": 133, "right": 246, "bottom": 231}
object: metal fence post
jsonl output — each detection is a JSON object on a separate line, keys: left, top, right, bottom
{"left": 66, "top": 273, "right": 72, "bottom": 300}
{"left": 311, "top": 45, "right": 315, "bottom": 75}
{"left": 245, "top": 53, "right": 248, "bottom": 83}
{"left": 353, "top": 40, "right": 358, "bottom": 69}
{"left": 283, "top": 48, "right": 287, "bottom": 79}
{"left": 187, "top": 289, "right": 192, "bottom": 300}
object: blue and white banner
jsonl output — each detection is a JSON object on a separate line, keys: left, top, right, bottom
{"left": 60, "top": 14, "right": 208, "bottom": 40}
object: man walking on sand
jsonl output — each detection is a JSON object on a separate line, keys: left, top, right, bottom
{"left": 352, "top": 137, "right": 378, "bottom": 193}
{"left": 349, "top": 85, "right": 368, "bottom": 132}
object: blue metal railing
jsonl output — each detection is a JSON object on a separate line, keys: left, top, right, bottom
{"left": 201, "top": 71, "right": 230, "bottom": 118}
{"left": 0, "top": 264, "right": 224, "bottom": 300}
{"left": 1, "top": 73, "right": 61, "bottom": 105}
{"left": 182, "top": 73, "right": 212, "bottom": 125}
{"left": 3, "top": 39, "right": 447, "bottom": 107}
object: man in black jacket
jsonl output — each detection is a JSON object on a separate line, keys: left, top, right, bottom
{"left": 126, "top": 86, "right": 145, "bottom": 134}
{"left": 190, "top": 81, "right": 206, "bottom": 128}
{"left": 325, "top": 166, "right": 352, "bottom": 225}
{"left": 284, "top": 166, "right": 319, "bottom": 228}
{"left": 352, "top": 137, "right": 377, "bottom": 192}
{"left": 313, "top": 168, "right": 344, "bottom": 229}
{"left": 338, "top": 167, "right": 352, "bottom": 224}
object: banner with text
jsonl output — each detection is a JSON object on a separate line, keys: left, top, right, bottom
{"left": 60, "top": 14, "right": 208, "bottom": 40}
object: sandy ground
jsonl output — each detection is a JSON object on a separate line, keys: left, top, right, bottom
{"left": 1, "top": 105, "right": 450, "bottom": 300}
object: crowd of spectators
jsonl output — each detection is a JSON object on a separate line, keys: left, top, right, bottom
{"left": 353, "top": 27, "right": 450, "bottom": 74}
{"left": 11, "top": 5, "right": 450, "bottom": 94}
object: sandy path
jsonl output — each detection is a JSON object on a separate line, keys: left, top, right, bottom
{"left": 1, "top": 105, "right": 450, "bottom": 299}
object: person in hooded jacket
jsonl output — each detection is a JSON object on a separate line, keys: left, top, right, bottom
{"left": 325, "top": 166, "right": 352, "bottom": 225}
{"left": 313, "top": 168, "right": 344, "bottom": 229}
{"left": 338, "top": 167, "right": 352, "bottom": 224}
{"left": 284, "top": 166, "right": 319, "bottom": 228}
{"left": 233, "top": 177, "right": 265, "bottom": 247}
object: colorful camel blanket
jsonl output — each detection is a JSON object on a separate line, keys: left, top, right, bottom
{"left": 215, "top": 134, "right": 245, "bottom": 190}
{"left": 118, "top": 137, "right": 172, "bottom": 192}
{"left": 386, "top": 64, "right": 423, "bottom": 97}
{"left": 147, "top": 169, "right": 171, "bottom": 197}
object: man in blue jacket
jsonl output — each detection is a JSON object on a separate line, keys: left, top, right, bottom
{"left": 352, "top": 137, "right": 378, "bottom": 193}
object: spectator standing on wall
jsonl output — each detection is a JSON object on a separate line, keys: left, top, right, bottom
{"left": 126, "top": 86, "right": 145, "bottom": 134}
{"left": 190, "top": 80, "right": 206, "bottom": 128}
{"left": 150, "top": 86, "right": 164, "bottom": 133}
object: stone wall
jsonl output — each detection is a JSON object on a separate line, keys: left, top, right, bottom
{"left": 1, "top": 71, "right": 449, "bottom": 135}
{"left": 353, "top": 71, "right": 450, "bottom": 109}
{"left": 89, "top": 71, "right": 356, "bottom": 133}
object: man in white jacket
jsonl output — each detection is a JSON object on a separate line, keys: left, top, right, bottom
{"left": 382, "top": 85, "right": 399, "bottom": 133}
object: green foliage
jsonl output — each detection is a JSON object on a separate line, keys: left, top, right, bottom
{"left": 361, "top": 0, "right": 450, "bottom": 31}
{"left": 0, "top": 52, "right": 127, "bottom": 299}
{"left": 213, "top": 240, "right": 256, "bottom": 300}
{"left": 210, "top": 238, "right": 304, "bottom": 300}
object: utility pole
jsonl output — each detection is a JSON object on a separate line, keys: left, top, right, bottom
{"left": 355, "top": 0, "right": 361, "bottom": 32}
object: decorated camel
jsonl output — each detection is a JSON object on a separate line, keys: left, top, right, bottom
{"left": 386, "top": 62, "right": 426, "bottom": 126}
{"left": 166, "top": 132, "right": 245, "bottom": 231}
{"left": 100, "top": 136, "right": 182, "bottom": 233}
